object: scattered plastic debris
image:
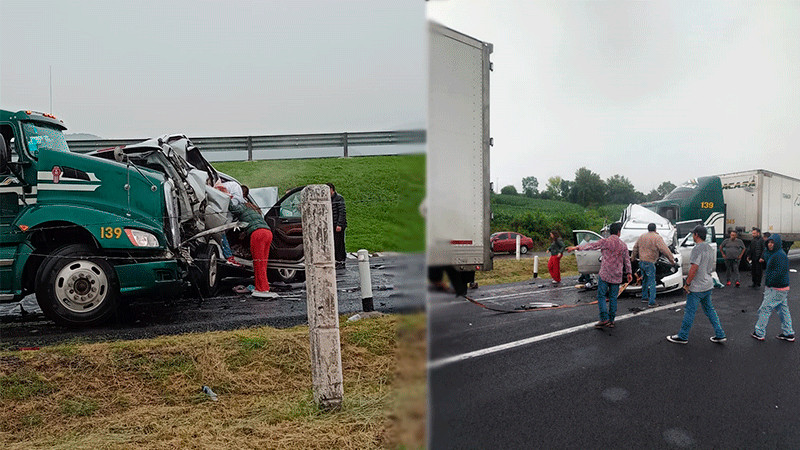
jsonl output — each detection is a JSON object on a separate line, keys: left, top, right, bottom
{"left": 520, "top": 302, "right": 559, "bottom": 310}
{"left": 202, "top": 386, "right": 218, "bottom": 401}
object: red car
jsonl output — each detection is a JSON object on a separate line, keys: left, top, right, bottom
{"left": 490, "top": 232, "right": 534, "bottom": 254}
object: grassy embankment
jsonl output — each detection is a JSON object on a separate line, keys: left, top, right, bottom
{"left": 214, "top": 155, "right": 425, "bottom": 253}
{"left": 478, "top": 195, "right": 626, "bottom": 286}
{"left": 0, "top": 313, "right": 426, "bottom": 449}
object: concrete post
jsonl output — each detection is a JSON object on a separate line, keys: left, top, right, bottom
{"left": 343, "top": 132, "right": 349, "bottom": 157}
{"left": 516, "top": 234, "right": 521, "bottom": 260}
{"left": 533, "top": 255, "right": 539, "bottom": 278}
{"left": 300, "top": 184, "right": 343, "bottom": 410}
{"left": 357, "top": 249, "right": 374, "bottom": 312}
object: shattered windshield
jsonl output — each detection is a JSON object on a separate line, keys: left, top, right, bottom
{"left": 22, "top": 122, "right": 70, "bottom": 156}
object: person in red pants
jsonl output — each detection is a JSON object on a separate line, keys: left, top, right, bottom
{"left": 230, "top": 201, "right": 277, "bottom": 299}
{"left": 547, "top": 230, "right": 565, "bottom": 284}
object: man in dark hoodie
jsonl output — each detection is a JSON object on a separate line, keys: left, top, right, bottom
{"left": 752, "top": 233, "right": 794, "bottom": 341}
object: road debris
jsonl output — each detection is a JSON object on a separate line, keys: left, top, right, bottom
{"left": 202, "top": 386, "right": 218, "bottom": 401}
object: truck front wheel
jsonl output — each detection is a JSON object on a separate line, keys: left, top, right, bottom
{"left": 197, "top": 244, "right": 221, "bottom": 297}
{"left": 35, "top": 244, "right": 119, "bottom": 327}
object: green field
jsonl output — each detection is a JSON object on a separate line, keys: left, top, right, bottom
{"left": 214, "top": 155, "right": 425, "bottom": 253}
{"left": 491, "top": 194, "right": 627, "bottom": 249}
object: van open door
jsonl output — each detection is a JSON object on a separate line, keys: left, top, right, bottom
{"left": 572, "top": 230, "right": 603, "bottom": 274}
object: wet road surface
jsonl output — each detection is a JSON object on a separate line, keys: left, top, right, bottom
{"left": 429, "top": 254, "right": 800, "bottom": 448}
{"left": 0, "top": 253, "right": 424, "bottom": 350}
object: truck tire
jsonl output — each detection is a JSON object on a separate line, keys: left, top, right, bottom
{"left": 201, "top": 245, "right": 221, "bottom": 297}
{"left": 35, "top": 244, "right": 119, "bottom": 327}
{"left": 195, "top": 244, "right": 221, "bottom": 297}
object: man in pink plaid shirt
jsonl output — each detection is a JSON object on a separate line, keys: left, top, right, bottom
{"left": 568, "top": 222, "right": 632, "bottom": 328}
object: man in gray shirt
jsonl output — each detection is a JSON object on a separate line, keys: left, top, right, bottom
{"left": 667, "top": 225, "right": 727, "bottom": 344}
{"left": 720, "top": 229, "right": 746, "bottom": 287}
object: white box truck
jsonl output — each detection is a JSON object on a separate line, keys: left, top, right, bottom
{"left": 719, "top": 170, "right": 800, "bottom": 246}
{"left": 426, "top": 22, "right": 493, "bottom": 295}
{"left": 645, "top": 169, "right": 800, "bottom": 253}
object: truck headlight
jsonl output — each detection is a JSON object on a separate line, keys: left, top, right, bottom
{"left": 125, "top": 229, "right": 159, "bottom": 247}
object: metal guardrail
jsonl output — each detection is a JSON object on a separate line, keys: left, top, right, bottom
{"left": 67, "top": 130, "right": 426, "bottom": 161}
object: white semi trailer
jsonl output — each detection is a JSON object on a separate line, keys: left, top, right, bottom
{"left": 718, "top": 170, "right": 800, "bottom": 246}
{"left": 426, "top": 22, "right": 493, "bottom": 295}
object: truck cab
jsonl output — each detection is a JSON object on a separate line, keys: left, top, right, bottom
{"left": 642, "top": 176, "right": 727, "bottom": 251}
{"left": 0, "top": 110, "right": 182, "bottom": 326}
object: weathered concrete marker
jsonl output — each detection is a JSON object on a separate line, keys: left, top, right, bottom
{"left": 300, "top": 184, "right": 343, "bottom": 409}
{"left": 533, "top": 255, "right": 539, "bottom": 278}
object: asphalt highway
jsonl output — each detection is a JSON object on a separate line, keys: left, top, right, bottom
{"left": 429, "top": 254, "right": 800, "bottom": 448}
{"left": 0, "top": 253, "right": 424, "bottom": 349}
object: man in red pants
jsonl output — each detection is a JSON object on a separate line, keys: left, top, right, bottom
{"left": 230, "top": 201, "right": 277, "bottom": 299}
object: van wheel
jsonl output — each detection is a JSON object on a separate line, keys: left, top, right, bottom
{"left": 268, "top": 268, "right": 305, "bottom": 284}
{"left": 35, "top": 244, "right": 119, "bottom": 327}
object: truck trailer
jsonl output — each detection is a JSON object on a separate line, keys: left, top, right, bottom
{"left": 426, "top": 22, "right": 493, "bottom": 295}
{"left": 644, "top": 169, "right": 800, "bottom": 253}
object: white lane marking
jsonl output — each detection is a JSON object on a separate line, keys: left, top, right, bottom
{"left": 479, "top": 285, "right": 576, "bottom": 300}
{"left": 427, "top": 284, "right": 579, "bottom": 309}
{"left": 428, "top": 301, "right": 680, "bottom": 370}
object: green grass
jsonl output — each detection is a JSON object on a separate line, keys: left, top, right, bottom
{"left": 61, "top": 397, "right": 99, "bottom": 417}
{"left": 491, "top": 194, "right": 627, "bottom": 249}
{"left": 213, "top": 155, "right": 425, "bottom": 253}
{"left": 0, "top": 370, "right": 56, "bottom": 400}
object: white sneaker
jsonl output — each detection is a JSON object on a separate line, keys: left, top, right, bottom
{"left": 252, "top": 290, "right": 279, "bottom": 299}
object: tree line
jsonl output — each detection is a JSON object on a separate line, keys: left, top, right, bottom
{"left": 499, "top": 167, "right": 676, "bottom": 207}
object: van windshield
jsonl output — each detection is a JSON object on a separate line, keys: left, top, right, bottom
{"left": 22, "top": 122, "right": 70, "bottom": 155}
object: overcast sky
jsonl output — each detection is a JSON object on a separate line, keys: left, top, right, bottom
{"left": 428, "top": 1, "right": 800, "bottom": 194}
{"left": 0, "top": 0, "right": 426, "bottom": 139}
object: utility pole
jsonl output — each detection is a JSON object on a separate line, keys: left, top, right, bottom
{"left": 49, "top": 65, "right": 52, "bottom": 113}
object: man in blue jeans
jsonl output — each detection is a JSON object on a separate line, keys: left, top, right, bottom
{"left": 751, "top": 233, "right": 794, "bottom": 342}
{"left": 631, "top": 222, "right": 676, "bottom": 308}
{"left": 568, "top": 222, "right": 632, "bottom": 329}
{"left": 667, "top": 225, "right": 727, "bottom": 344}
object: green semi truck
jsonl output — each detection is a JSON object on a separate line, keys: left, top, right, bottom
{"left": 643, "top": 170, "right": 800, "bottom": 255}
{"left": 0, "top": 109, "right": 303, "bottom": 326}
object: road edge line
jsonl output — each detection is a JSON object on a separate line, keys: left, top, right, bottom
{"left": 428, "top": 301, "right": 680, "bottom": 370}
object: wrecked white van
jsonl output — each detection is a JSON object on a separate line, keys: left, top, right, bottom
{"left": 572, "top": 204, "right": 716, "bottom": 294}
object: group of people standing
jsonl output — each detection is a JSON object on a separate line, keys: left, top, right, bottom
{"left": 563, "top": 223, "right": 794, "bottom": 344}
{"left": 719, "top": 227, "right": 770, "bottom": 288}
